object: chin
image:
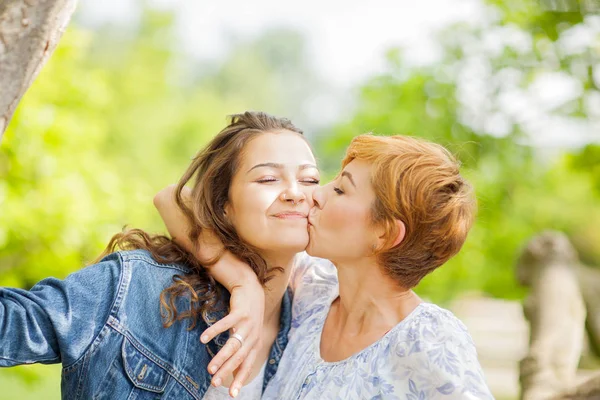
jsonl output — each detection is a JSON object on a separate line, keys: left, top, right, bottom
{"left": 275, "top": 242, "right": 309, "bottom": 255}
{"left": 275, "top": 234, "right": 309, "bottom": 254}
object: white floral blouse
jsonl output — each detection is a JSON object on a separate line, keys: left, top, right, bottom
{"left": 262, "top": 253, "right": 494, "bottom": 400}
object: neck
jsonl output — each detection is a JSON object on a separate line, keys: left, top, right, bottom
{"left": 260, "top": 251, "right": 295, "bottom": 326}
{"left": 332, "top": 256, "right": 421, "bottom": 334}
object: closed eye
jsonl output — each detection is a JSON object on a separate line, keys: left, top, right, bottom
{"left": 301, "top": 178, "right": 320, "bottom": 185}
{"left": 333, "top": 186, "right": 344, "bottom": 195}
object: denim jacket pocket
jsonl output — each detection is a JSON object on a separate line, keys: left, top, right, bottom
{"left": 122, "top": 336, "right": 170, "bottom": 394}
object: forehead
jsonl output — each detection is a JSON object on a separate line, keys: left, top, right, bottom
{"left": 240, "top": 131, "right": 316, "bottom": 168}
{"left": 342, "top": 159, "right": 377, "bottom": 201}
{"left": 342, "top": 159, "right": 372, "bottom": 183}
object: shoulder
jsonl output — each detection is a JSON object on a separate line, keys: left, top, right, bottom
{"left": 411, "top": 303, "right": 474, "bottom": 346}
{"left": 385, "top": 303, "right": 475, "bottom": 360}
{"left": 85, "top": 249, "right": 200, "bottom": 321}
{"left": 85, "top": 249, "right": 192, "bottom": 287}
{"left": 385, "top": 303, "right": 493, "bottom": 399}
{"left": 78, "top": 249, "right": 191, "bottom": 279}
{"left": 113, "top": 249, "right": 220, "bottom": 309}
{"left": 63, "top": 250, "right": 192, "bottom": 299}
{"left": 116, "top": 249, "right": 192, "bottom": 274}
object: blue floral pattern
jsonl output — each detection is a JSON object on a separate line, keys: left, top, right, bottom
{"left": 263, "top": 253, "right": 494, "bottom": 400}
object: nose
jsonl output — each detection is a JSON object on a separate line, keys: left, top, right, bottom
{"left": 280, "top": 183, "right": 306, "bottom": 205}
{"left": 312, "top": 185, "right": 325, "bottom": 209}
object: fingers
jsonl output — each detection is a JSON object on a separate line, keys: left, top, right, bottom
{"left": 208, "top": 336, "right": 244, "bottom": 377}
{"left": 229, "top": 348, "right": 258, "bottom": 398}
{"left": 211, "top": 339, "right": 251, "bottom": 390}
{"left": 200, "top": 313, "right": 239, "bottom": 344}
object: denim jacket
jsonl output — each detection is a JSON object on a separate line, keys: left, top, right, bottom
{"left": 0, "top": 249, "right": 292, "bottom": 399}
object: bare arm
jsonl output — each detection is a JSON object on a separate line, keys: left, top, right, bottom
{"left": 154, "top": 184, "right": 264, "bottom": 397}
{"left": 153, "top": 185, "right": 222, "bottom": 263}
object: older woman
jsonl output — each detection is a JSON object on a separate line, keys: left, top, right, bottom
{"left": 157, "top": 134, "right": 494, "bottom": 398}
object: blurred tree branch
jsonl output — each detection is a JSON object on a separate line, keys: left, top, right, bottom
{"left": 0, "top": 0, "right": 77, "bottom": 139}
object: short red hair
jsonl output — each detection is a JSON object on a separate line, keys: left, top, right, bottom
{"left": 342, "top": 134, "right": 476, "bottom": 288}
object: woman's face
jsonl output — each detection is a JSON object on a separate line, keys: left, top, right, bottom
{"left": 307, "top": 159, "right": 380, "bottom": 262}
{"left": 225, "top": 131, "right": 319, "bottom": 256}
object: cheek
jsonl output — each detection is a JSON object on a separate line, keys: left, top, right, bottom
{"left": 322, "top": 205, "right": 348, "bottom": 230}
{"left": 229, "top": 187, "right": 279, "bottom": 237}
{"left": 311, "top": 200, "right": 373, "bottom": 259}
{"left": 322, "top": 199, "right": 369, "bottom": 235}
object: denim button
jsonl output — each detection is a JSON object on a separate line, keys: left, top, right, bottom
{"left": 268, "top": 359, "right": 276, "bottom": 365}
{"left": 137, "top": 364, "right": 148, "bottom": 380}
{"left": 122, "top": 337, "right": 169, "bottom": 393}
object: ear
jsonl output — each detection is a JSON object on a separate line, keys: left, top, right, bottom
{"left": 374, "top": 219, "right": 405, "bottom": 250}
{"left": 391, "top": 219, "right": 406, "bottom": 248}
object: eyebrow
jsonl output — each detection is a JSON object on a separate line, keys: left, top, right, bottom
{"left": 341, "top": 171, "right": 356, "bottom": 187}
{"left": 247, "top": 162, "right": 319, "bottom": 173}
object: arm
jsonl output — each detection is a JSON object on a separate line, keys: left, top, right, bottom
{"left": 153, "top": 184, "right": 222, "bottom": 264}
{"left": 154, "top": 184, "right": 261, "bottom": 291}
{"left": 154, "top": 185, "right": 257, "bottom": 288}
{"left": 154, "top": 184, "right": 264, "bottom": 397}
{"left": 0, "top": 256, "right": 119, "bottom": 368}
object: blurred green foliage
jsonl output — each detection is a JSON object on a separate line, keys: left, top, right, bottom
{"left": 0, "top": 9, "right": 317, "bottom": 289}
{"left": 1, "top": 1, "right": 599, "bottom": 396}
{"left": 317, "top": 2, "right": 600, "bottom": 301}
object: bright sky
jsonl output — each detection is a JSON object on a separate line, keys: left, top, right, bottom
{"left": 77, "top": 0, "right": 599, "bottom": 148}
{"left": 78, "top": 0, "right": 485, "bottom": 87}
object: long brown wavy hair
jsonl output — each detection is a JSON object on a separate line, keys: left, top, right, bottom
{"left": 99, "top": 111, "right": 304, "bottom": 329}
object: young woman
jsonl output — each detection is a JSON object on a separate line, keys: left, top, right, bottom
{"left": 157, "top": 134, "right": 495, "bottom": 399}
{"left": 0, "top": 112, "right": 319, "bottom": 399}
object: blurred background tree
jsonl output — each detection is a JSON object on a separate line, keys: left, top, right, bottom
{"left": 318, "top": 1, "right": 600, "bottom": 302}
{"left": 0, "top": 0, "right": 598, "bottom": 398}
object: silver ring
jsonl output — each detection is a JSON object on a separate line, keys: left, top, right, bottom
{"left": 231, "top": 333, "right": 244, "bottom": 346}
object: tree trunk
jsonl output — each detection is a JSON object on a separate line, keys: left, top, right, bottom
{"left": 0, "top": 0, "right": 77, "bottom": 139}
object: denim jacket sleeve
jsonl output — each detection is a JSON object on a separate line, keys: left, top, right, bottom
{"left": 0, "top": 253, "right": 121, "bottom": 367}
